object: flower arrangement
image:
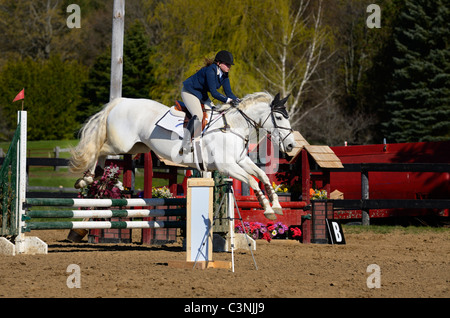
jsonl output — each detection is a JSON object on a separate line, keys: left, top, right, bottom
{"left": 272, "top": 181, "right": 289, "bottom": 193}
{"left": 78, "top": 164, "right": 123, "bottom": 199}
{"left": 235, "top": 221, "right": 292, "bottom": 242}
{"left": 151, "top": 186, "right": 173, "bottom": 199}
{"left": 290, "top": 227, "right": 302, "bottom": 241}
{"left": 235, "top": 221, "right": 265, "bottom": 240}
{"left": 310, "top": 188, "right": 327, "bottom": 200}
{"left": 267, "top": 221, "right": 288, "bottom": 237}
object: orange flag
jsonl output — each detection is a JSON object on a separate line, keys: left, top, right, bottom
{"left": 13, "top": 88, "right": 24, "bottom": 102}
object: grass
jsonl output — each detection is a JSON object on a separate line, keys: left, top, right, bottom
{"left": 0, "top": 139, "right": 77, "bottom": 158}
{"left": 343, "top": 224, "right": 449, "bottom": 235}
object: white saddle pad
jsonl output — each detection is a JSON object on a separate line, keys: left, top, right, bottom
{"left": 156, "top": 109, "right": 185, "bottom": 138}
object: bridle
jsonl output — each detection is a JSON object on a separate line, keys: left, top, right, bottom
{"left": 235, "top": 94, "right": 294, "bottom": 148}
{"left": 203, "top": 93, "right": 293, "bottom": 149}
{"left": 261, "top": 108, "right": 294, "bottom": 146}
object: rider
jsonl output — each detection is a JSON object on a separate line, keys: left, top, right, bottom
{"left": 180, "top": 50, "right": 241, "bottom": 154}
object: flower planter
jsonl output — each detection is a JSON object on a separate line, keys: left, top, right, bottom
{"left": 309, "top": 200, "right": 333, "bottom": 244}
{"left": 141, "top": 205, "right": 178, "bottom": 245}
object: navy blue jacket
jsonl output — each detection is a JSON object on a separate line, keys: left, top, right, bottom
{"left": 183, "top": 63, "right": 237, "bottom": 103}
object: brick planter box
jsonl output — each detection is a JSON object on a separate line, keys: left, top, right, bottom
{"left": 302, "top": 200, "right": 333, "bottom": 244}
{"left": 141, "top": 204, "right": 179, "bottom": 245}
{"left": 88, "top": 217, "right": 132, "bottom": 244}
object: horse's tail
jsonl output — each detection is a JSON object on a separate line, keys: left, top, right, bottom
{"left": 69, "top": 98, "right": 122, "bottom": 174}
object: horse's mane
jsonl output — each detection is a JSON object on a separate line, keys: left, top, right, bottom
{"left": 216, "top": 92, "right": 273, "bottom": 112}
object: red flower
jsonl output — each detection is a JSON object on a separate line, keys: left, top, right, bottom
{"left": 290, "top": 227, "right": 302, "bottom": 238}
{"left": 262, "top": 232, "right": 272, "bottom": 242}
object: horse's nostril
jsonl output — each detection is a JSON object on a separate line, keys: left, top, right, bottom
{"left": 286, "top": 144, "right": 294, "bottom": 152}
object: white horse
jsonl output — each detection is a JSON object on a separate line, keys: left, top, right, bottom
{"left": 70, "top": 92, "right": 296, "bottom": 220}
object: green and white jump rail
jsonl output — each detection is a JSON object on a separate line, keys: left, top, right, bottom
{"left": 26, "top": 220, "right": 186, "bottom": 231}
{"left": 25, "top": 208, "right": 186, "bottom": 219}
{"left": 24, "top": 197, "right": 186, "bottom": 208}
{"left": 22, "top": 198, "right": 187, "bottom": 232}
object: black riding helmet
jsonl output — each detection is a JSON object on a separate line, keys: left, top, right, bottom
{"left": 214, "top": 50, "right": 234, "bottom": 65}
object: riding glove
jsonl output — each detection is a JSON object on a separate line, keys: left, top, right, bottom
{"left": 230, "top": 98, "right": 242, "bottom": 107}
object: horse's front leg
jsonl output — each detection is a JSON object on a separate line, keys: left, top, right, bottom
{"left": 224, "top": 163, "right": 277, "bottom": 220}
{"left": 239, "top": 157, "right": 283, "bottom": 215}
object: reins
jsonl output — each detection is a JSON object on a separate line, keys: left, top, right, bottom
{"left": 201, "top": 93, "right": 294, "bottom": 154}
{"left": 236, "top": 106, "right": 294, "bottom": 148}
{"left": 203, "top": 103, "right": 293, "bottom": 152}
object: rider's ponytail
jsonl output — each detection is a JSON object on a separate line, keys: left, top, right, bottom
{"left": 204, "top": 57, "right": 214, "bottom": 67}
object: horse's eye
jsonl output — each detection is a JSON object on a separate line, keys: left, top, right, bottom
{"left": 275, "top": 115, "right": 282, "bottom": 121}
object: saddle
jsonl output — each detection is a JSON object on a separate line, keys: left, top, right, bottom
{"left": 174, "top": 100, "right": 208, "bottom": 131}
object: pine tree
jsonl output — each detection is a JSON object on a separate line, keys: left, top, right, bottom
{"left": 122, "top": 21, "right": 155, "bottom": 99}
{"left": 78, "top": 20, "right": 155, "bottom": 123}
{"left": 383, "top": 0, "right": 450, "bottom": 142}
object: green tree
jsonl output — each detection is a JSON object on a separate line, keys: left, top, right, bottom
{"left": 78, "top": 20, "right": 156, "bottom": 122}
{"left": 333, "top": 0, "right": 394, "bottom": 113}
{"left": 122, "top": 21, "right": 155, "bottom": 99}
{"left": 0, "top": 55, "right": 88, "bottom": 140}
{"left": 246, "top": 0, "right": 332, "bottom": 127}
{"left": 383, "top": 0, "right": 450, "bottom": 142}
{"left": 0, "top": 0, "right": 83, "bottom": 62}
{"left": 0, "top": 0, "right": 112, "bottom": 66}
{"left": 77, "top": 50, "right": 111, "bottom": 122}
{"left": 146, "top": 0, "right": 263, "bottom": 105}
{"left": 145, "top": 0, "right": 333, "bottom": 122}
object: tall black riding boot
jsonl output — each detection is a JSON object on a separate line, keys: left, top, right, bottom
{"left": 180, "top": 115, "right": 201, "bottom": 154}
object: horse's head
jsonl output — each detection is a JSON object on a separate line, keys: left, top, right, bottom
{"left": 264, "top": 93, "right": 296, "bottom": 153}
{"left": 230, "top": 92, "right": 296, "bottom": 153}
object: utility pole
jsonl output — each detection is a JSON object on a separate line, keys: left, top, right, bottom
{"left": 110, "top": 0, "right": 125, "bottom": 101}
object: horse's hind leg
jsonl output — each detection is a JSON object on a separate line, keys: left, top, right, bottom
{"left": 238, "top": 157, "right": 283, "bottom": 215}
{"left": 224, "top": 163, "right": 277, "bottom": 220}
{"left": 74, "top": 155, "right": 107, "bottom": 189}
{"left": 94, "top": 155, "right": 107, "bottom": 177}
{"left": 74, "top": 159, "right": 97, "bottom": 189}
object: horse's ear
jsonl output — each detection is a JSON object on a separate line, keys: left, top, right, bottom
{"left": 271, "top": 93, "right": 281, "bottom": 108}
{"left": 280, "top": 94, "right": 290, "bottom": 106}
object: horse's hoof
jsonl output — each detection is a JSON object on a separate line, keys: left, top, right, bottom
{"left": 74, "top": 178, "right": 86, "bottom": 189}
{"left": 84, "top": 176, "right": 94, "bottom": 184}
{"left": 74, "top": 179, "right": 81, "bottom": 189}
{"left": 264, "top": 211, "right": 277, "bottom": 220}
{"left": 272, "top": 204, "right": 283, "bottom": 215}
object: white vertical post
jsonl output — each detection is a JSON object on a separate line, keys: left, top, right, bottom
{"left": 110, "top": 0, "right": 125, "bottom": 101}
{"left": 16, "top": 111, "right": 27, "bottom": 240}
{"left": 0, "top": 112, "right": 27, "bottom": 255}
{"left": 13, "top": 111, "right": 47, "bottom": 255}
{"left": 228, "top": 184, "right": 235, "bottom": 272}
